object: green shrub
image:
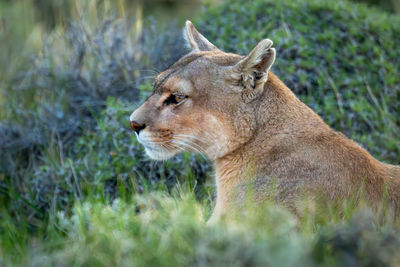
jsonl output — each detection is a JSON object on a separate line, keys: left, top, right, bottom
{"left": 3, "top": 193, "right": 400, "bottom": 267}
{"left": 13, "top": 194, "right": 311, "bottom": 267}
{"left": 0, "top": 1, "right": 193, "bottom": 229}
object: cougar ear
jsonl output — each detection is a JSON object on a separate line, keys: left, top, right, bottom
{"left": 184, "top": 20, "right": 218, "bottom": 52}
{"left": 233, "top": 39, "right": 276, "bottom": 103}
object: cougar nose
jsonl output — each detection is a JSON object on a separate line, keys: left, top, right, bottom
{"left": 129, "top": 120, "right": 145, "bottom": 134}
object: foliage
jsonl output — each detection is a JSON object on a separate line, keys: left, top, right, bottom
{"left": 2, "top": 192, "right": 400, "bottom": 266}
{"left": 0, "top": 1, "right": 195, "bottom": 229}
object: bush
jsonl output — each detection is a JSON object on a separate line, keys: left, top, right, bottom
{"left": 3, "top": 193, "right": 400, "bottom": 267}
{"left": 0, "top": 3, "right": 200, "bottom": 228}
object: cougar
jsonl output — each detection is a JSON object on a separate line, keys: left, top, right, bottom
{"left": 129, "top": 21, "right": 400, "bottom": 220}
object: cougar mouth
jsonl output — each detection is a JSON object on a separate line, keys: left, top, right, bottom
{"left": 136, "top": 131, "right": 178, "bottom": 160}
{"left": 143, "top": 145, "right": 177, "bottom": 160}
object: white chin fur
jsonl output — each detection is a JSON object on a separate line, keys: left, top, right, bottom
{"left": 144, "top": 146, "right": 177, "bottom": 161}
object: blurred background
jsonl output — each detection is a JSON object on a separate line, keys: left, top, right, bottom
{"left": 0, "top": 0, "right": 399, "bottom": 265}
{"left": 0, "top": 0, "right": 398, "bottom": 85}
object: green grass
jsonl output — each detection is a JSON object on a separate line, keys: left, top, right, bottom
{"left": 2, "top": 189, "right": 400, "bottom": 266}
{"left": 1, "top": 0, "right": 400, "bottom": 266}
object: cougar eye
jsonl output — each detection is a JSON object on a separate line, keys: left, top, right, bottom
{"left": 164, "top": 94, "right": 187, "bottom": 105}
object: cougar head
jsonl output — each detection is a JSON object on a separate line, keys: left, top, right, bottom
{"left": 129, "top": 21, "right": 276, "bottom": 160}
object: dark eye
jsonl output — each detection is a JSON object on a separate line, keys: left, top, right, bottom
{"left": 164, "top": 94, "right": 187, "bottom": 105}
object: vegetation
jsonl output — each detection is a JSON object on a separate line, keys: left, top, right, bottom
{"left": 0, "top": 0, "right": 399, "bottom": 266}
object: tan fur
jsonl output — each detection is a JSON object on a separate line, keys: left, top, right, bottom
{"left": 130, "top": 21, "right": 400, "bottom": 220}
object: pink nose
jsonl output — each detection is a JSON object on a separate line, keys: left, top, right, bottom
{"left": 129, "top": 120, "right": 145, "bottom": 133}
